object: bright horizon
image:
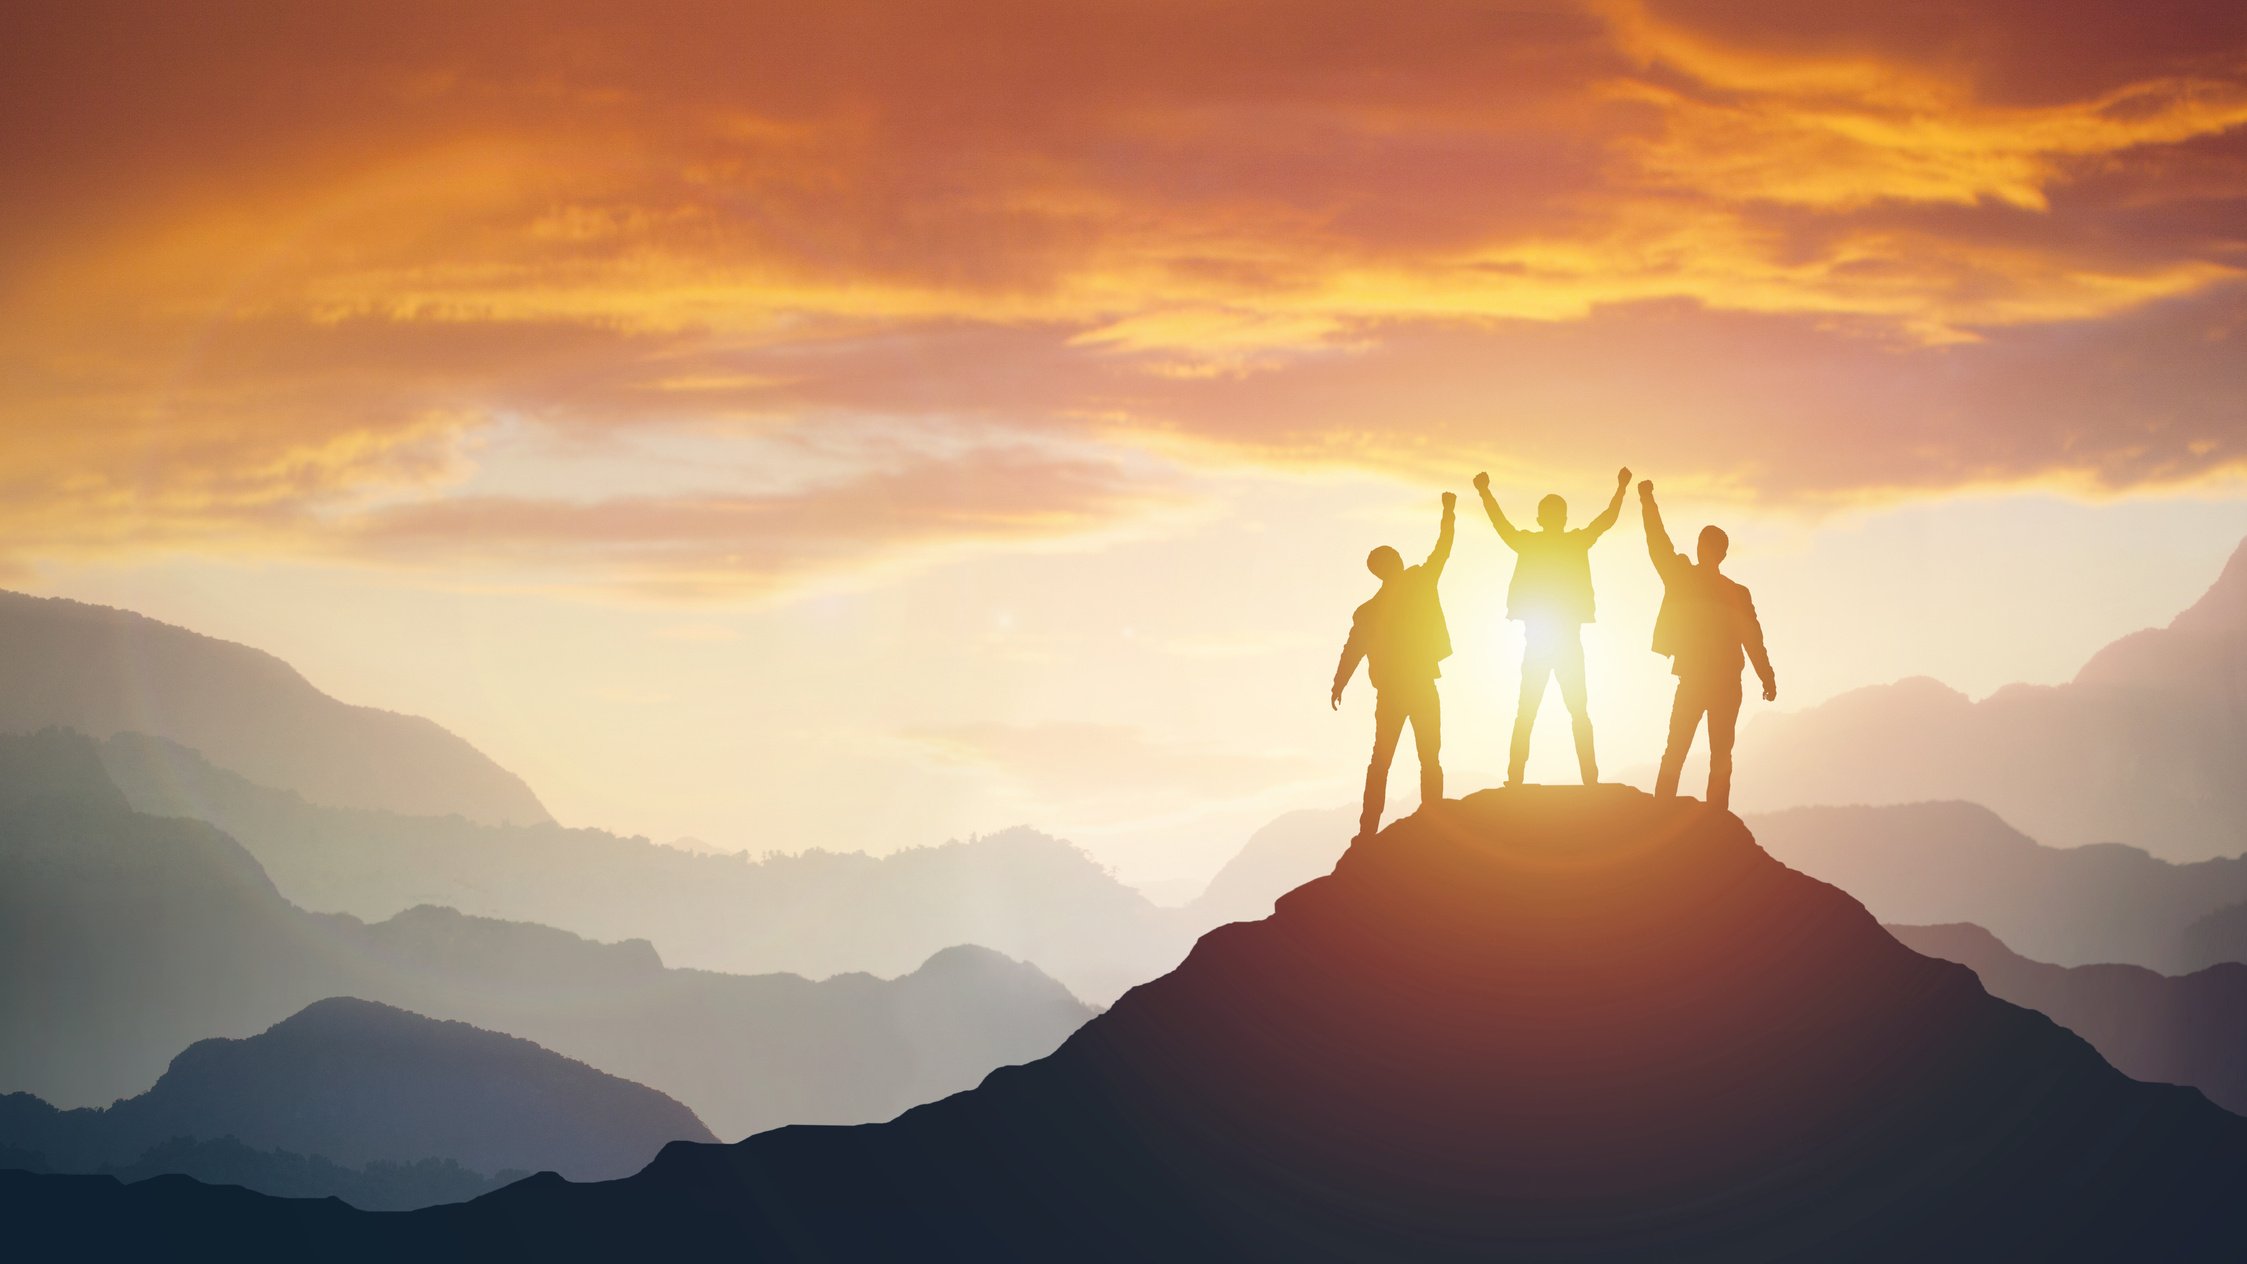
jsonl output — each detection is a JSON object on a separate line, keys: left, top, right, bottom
{"left": 25, "top": 484, "right": 2247, "bottom": 894}
{"left": 7, "top": 1, "right": 2246, "bottom": 890}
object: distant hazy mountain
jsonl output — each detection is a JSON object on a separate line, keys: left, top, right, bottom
{"left": 1187, "top": 805, "right": 1353, "bottom": 927}
{"left": 14, "top": 789, "right": 2247, "bottom": 1259}
{"left": 1889, "top": 923, "right": 2247, "bottom": 1117}
{"left": 354, "top": 916, "right": 1094, "bottom": 1141}
{"left": 1735, "top": 536, "right": 2247, "bottom": 862}
{"left": 0, "top": 998, "right": 710, "bottom": 1182}
{"left": 2182, "top": 903, "right": 2247, "bottom": 973}
{"left": 100, "top": 732, "right": 1194, "bottom": 1004}
{"left": 1749, "top": 801, "right": 2247, "bottom": 973}
{"left": 0, "top": 730, "right": 1094, "bottom": 1140}
{"left": 0, "top": 591, "right": 547, "bottom": 825}
{"left": 0, "top": 731, "right": 314, "bottom": 1105}
{"left": 0, "top": 997, "right": 707, "bottom": 1206}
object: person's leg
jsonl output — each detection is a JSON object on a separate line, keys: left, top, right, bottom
{"left": 1555, "top": 625, "right": 1597, "bottom": 785}
{"left": 1509, "top": 625, "right": 1553, "bottom": 785}
{"left": 1654, "top": 677, "right": 1705, "bottom": 799}
{"left": 1411, "top": 680, "right": 1443, "bottom": 812}
{"left": 1361, "top": 688, "right": 1407, "bottom": 839}
{"left": 1704, "top": 679, "right": 1745, "bottom": 811}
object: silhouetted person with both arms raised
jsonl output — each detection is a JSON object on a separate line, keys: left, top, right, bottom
{"left": 1639, "top": 480, "right": 1776, "bottom": 812}
{"left": 1475, "top": 467, "right": 1630, "bottom": 787}
{"left": 1333, "top": 492, "right": 1456, "bottom": 843}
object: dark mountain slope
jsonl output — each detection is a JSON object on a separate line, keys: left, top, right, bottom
{"left": 0, "top": 591, "right": 546, "bottom": 825}
{"left": 1735, "top": 535, "right": 2247, "bottom": 861}
{"left": 0, "top": 1121, "right": 511, "bottom": 1211}
{"left": 101, "top": 1136, "right": 510, "bottom": 1210}
{"left": 1890, "top": 923, "right": 2247, "bottom": 1117}
{"left": 0, "top": 730, "right": 1093, "bottom": 1139}
{"left": 11, "top": 788, "right": 2243, "bottom": 1260}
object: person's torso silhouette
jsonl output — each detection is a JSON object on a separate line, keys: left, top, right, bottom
{"left": 1350, "top": 562, "right": 1452, "bottom": 691}
{"left": 1650, "top": 559, "right": 1761, "bottom": 681}
{"left": 1505, "top": 528, "right": 1599, "bottom": 628}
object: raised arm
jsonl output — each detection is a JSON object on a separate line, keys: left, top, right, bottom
{"left": 1583, "top": 467, "right": 1631, "bottom": 541}
{"left": 1426, "top": 492, "right": 1457, "bottom": 576}
{"left": 1639, "top": 480, "right": 1681, "bottom": 576}
{"left": 1473, "top": 472, "right": 1523, "bottom": 549}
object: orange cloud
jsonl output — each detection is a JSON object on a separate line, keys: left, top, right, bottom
{"left": 1, "top": 0, "right": 2243, "bottom": 582}
{"left": 1597, "top": 0, "right": 2247, "bottom": 222}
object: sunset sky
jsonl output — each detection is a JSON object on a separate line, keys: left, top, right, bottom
{"left": 5, "top": 1, "right": 2245, "bottom": 892}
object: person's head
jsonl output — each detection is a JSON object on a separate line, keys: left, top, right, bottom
{"left": 1697, "top": 525, "right": 1729, "bottom": 567}
{"left": 1537, "top": 494, "right": 1567, "bottom": 531}
{"left": 1366, "top": 545, "right": 1404, "bottom": 582}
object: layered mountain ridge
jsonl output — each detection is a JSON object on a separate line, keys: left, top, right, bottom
{"left": 0, "top": 590, "right": 548, "bottom": 826}
{"left": 1750, "top": 800, "right": 2247, "bottom": 973}
{"left": 1737, "top": 535, "right": 2247, "bottom": 861}
{"left": 1891, "top": 923, "right": 2247, "bottom": 1117}
{"left": 99, "top": 730, "right": 1195, "bottom": 1004}
{"left": 11, "top": 788, "right": 2243, "bottom": 1259}
{"left": 0, "top": 729, "right": 1092, "bottom": 1139}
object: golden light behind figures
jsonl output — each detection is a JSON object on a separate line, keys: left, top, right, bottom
{"left": 5, "top": 2, "right": 2243, "bottom": 889}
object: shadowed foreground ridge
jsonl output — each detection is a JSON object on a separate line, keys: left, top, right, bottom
{"left": 13, "top": 787, "right": 2247, "bottom": 1260}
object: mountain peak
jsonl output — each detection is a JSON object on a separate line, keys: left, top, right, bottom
{"left": 2170, "top": 533, "right": 2247, "bottom": 634}
{"left": 111, "top": 996, "right": 715, "bottom": 1185}
{"left": 443, "top": 787, "right": 2247, "bottom": 1259}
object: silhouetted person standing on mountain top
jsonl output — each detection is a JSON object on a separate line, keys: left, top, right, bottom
{"left": 1476, "top": 467, "right": 1630, "bottom": 787}
{"left": 1639, "top": 480, "right": 1776, "bottom": 812}
{"left": 1333, "top": 492, "right": 1456, "bottom": 843}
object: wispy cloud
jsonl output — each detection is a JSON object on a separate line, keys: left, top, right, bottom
{"left": 331, "top": 432, "right": 1184, "bottom": 598}
{"left": 3, "top": 0, "right": 2243, "bottom": 582}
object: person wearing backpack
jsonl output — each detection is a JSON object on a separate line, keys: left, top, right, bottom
{"left": 1638, "top": 479, "right": 1777, "bottom": 812}
{"left": 1332, "top": 491, "right": 1457, "bottom": 843}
